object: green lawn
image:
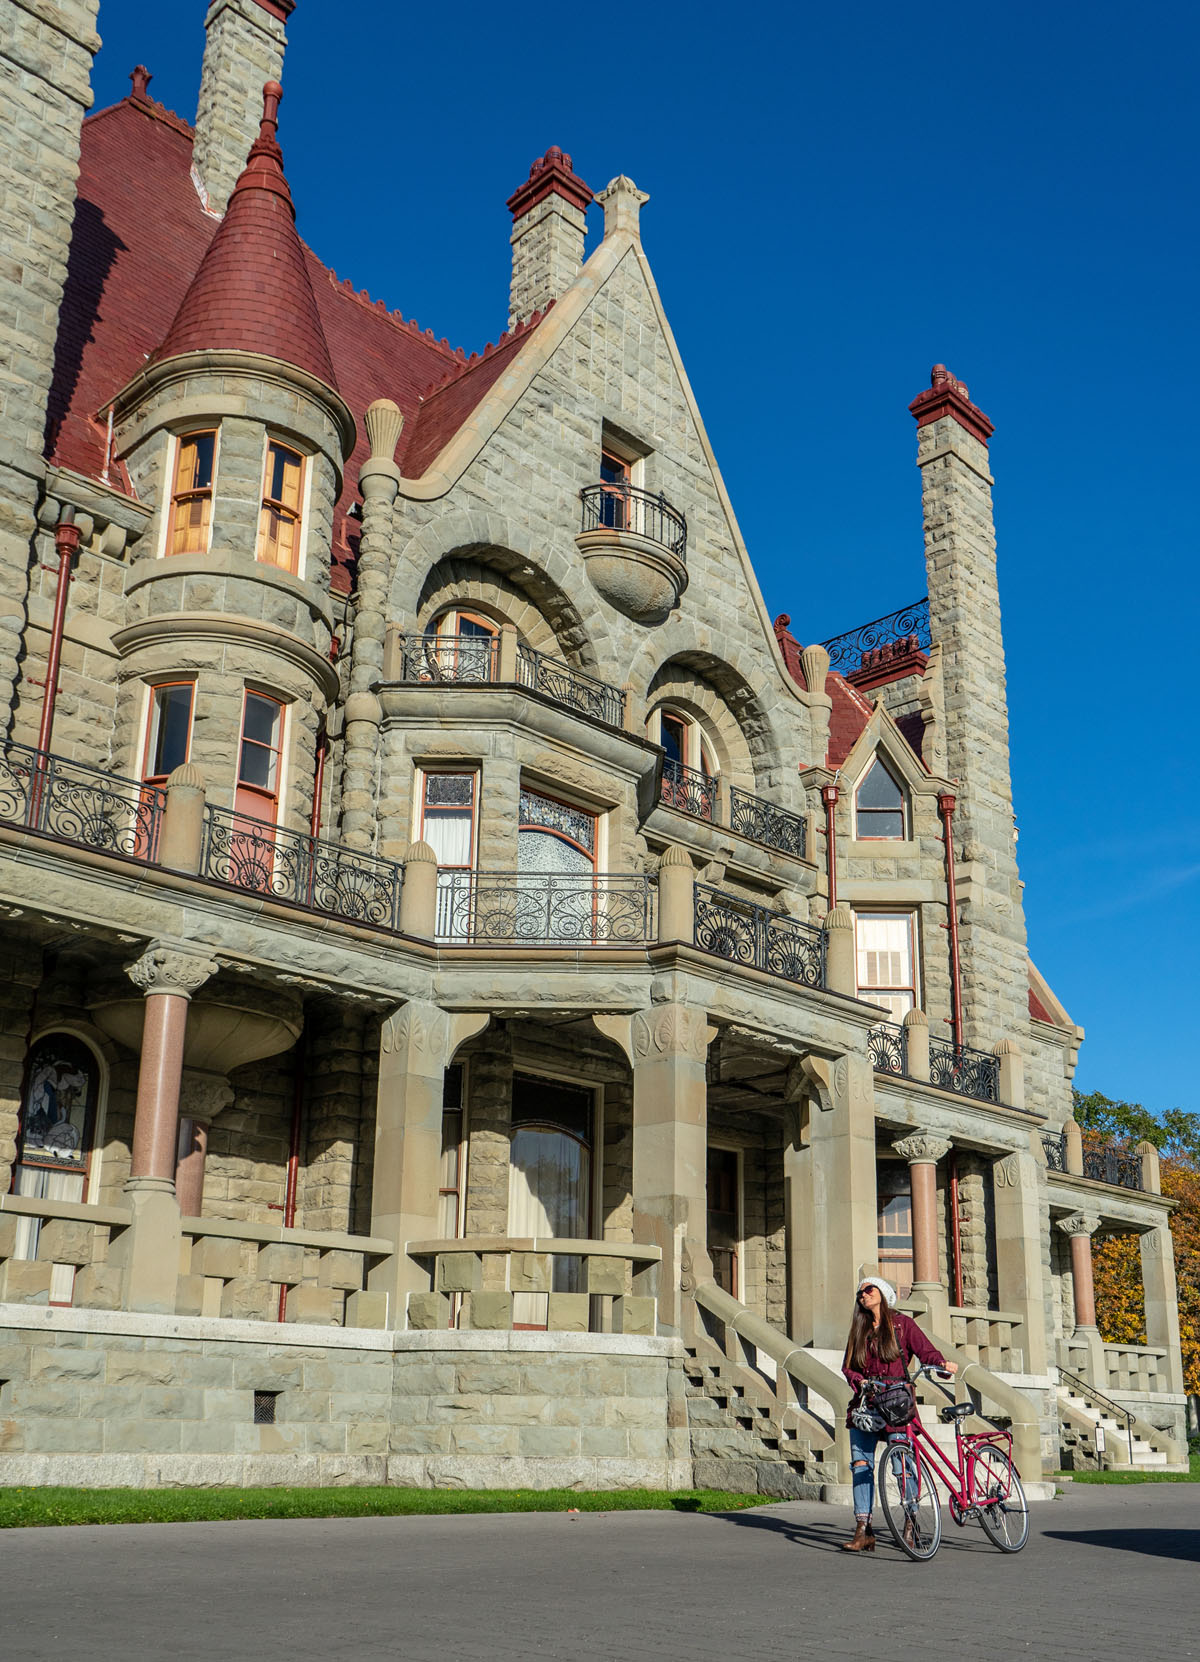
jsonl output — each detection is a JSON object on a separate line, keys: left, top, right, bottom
{"left": 1058, "top": 1448, "right": 1200, "bottom": 1485}
{"left": 0, "top": 1485, "right": 768, "bottom": 1529}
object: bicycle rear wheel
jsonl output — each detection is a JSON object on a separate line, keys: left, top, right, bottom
{"left": 878, "top": 1440, "right": 941, "bottom": 1561}
{"left": 972, "top": 1445, "right": 1028, "bottom": 1552}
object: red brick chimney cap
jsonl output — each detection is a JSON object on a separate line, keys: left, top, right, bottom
{"left": 908, "top": 363, "right": 994, "bottom": 445}
{"left": 506, "top": 146, "right": 593, "bottom": 219}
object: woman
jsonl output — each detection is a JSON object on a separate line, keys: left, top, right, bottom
{"left": 840, "top": 1275, "right": 955, "bottom": 1553}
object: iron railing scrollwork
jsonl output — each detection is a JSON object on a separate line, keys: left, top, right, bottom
{"left": 661, "top": 759, "right": 717, "bottom": 822}
{"left": 579, "top": 482, "right": 688, "bottom": 561}
{"left": 868, "top": 1021, "right": 908, "bottom": 1077}
{"left": 200, "top": 804, "right": 403, "bottom": 929}
{"left": 928, "top": 1034, "right": 1000, "bottom": 1103}
{"left": 728, "top": 787, "right": 807, "bottom": 858}
{"left": 1082, "top": 1146, "right": 1144, "bottom": 1192}
{"left": 394, "top": 633, "right": 498, "bottom": 684}
{"left": 436, "top": 870, "right": 655, "bottom": 945}
{"left": 1041, "top": 1131, "right": 1067, "bottom": 1173}
{"left": 820, "top": 597, "right": 931, "bottom": 677}
{"left": 693, "top": 884, "right": 826, "bottom": 990}
{"left": 0, "top": 741, "right": 164, "bottom": 861}
{"left": 515, "top": 645, "right": 625, "bottom": 727}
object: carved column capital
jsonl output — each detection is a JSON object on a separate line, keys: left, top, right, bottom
{"left": 631, "top": 1004, "right": 715, "bottom": 1063}
{"left": 1057, "top": 1211, "right": 1101, "bottom": 1238}
{"left": 380, "top": 1002, "right": 488, "bottom": 1071}
{"left": 126, "top": 942, "right": 218, "bottom": 1000}
{"left": 893, "top": 1133, "right": 952, "bottom": 1166}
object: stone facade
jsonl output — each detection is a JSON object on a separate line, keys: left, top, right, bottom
{"left": 0, "top": 0, "right": 1186, "bottom": 1490}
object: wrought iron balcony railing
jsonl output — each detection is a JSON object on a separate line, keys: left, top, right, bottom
{"left": 928, "top": 1035, "right": 1000, "bottom": 1103}
{"left": 515, "top": 645, "right": 625, "bottom": 727}
{"left": 394, "top": 632, "right": 498, "bottom": 684}
{"left": 200, "top": 804, "right": 403, "bottom": 929}
{"left": 660, "top": 759, "right": 717, "bottom": 822}
{"left": 579, "top": 482, "right": 687, "bottom": 561}
{"left": 0, "top": 741, "right": 163, "bottom": 861}
{"left": 868, "top": 1021, "right": 908, "bottom": 1077}
{"left": 1041, "top": 1131, "right": 1067, "bottom": 1172}
{"left": 1082, "top": 1146, "right": 1144, "bottom": 1192}
{"left": 728, "top": 787, "right": 807, "bottom": 858}
{"left": 820, "top": 597, "right": 931, "bottom": 677}
{"left": 693, "top": 884, "right": 825, "bottom": 989}
{"left": 436, "top": 870, "right": 656, "bottom": 946}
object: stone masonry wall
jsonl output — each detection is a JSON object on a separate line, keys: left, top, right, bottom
{"left": 191, "top": 0, "right": 288, "bottom": 217}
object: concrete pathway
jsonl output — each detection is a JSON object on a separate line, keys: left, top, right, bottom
{"left": 5, "top": 1483, "right": 1197, "bottom": 1661}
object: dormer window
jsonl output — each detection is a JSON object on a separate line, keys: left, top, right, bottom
{"left": 855, "top": 754, "right": 907, "bottom": 840}
{"left": 168, "top": 430, "right": 216, "bottom": 555}
{"left": 256, "top": 440, "right": 305, "bottom": 573}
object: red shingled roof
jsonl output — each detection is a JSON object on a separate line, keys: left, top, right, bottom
{"left": 154, "top": 83, "right": 334, "bottom": 386}
{"left": 773, "top": 615, "right": 874, "bottom": 768}
{"left": 1028, "top": 985, "right": 1055, "bottom": 1023}
{"left": 47, "top": 87, "right": 546, "bottom": 592}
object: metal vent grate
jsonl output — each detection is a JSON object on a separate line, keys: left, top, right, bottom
{"left": 253, "top": 1390, "right": 278, "bottom": 1425}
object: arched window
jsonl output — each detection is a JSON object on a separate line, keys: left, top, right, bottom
{"left": 649, "top": 706, "right": 718, "bottom": 821}
{"left": 12, "top": 1031, "right": 103, "bottom": 1303}
{"left": 425, "top": 608, "right": 500, "bottom": 682}
{"left": 517, "top": 787, "right": 596, "bottom": 876}
{"left": 855, "top": 754, "right": 907, "bottom": 839}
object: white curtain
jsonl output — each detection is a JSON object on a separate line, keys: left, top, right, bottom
{"left": 14, "top": 1165, "right": 85, "bottom": 1303}
{"left": 424, "top": 812, "right": 472, "bottom": 867}
{"left": 508, "top": 1128, "right": 590, "bottom": 1322}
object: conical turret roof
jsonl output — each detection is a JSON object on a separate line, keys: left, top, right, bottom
{"left": 153, "top": 81, "right": 336, "bottom": 387}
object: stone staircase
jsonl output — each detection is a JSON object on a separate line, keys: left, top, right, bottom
{"left": 1057, "top": 1378, "right": 1170, "bottom": 1472}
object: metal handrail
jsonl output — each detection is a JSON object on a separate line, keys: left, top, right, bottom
{"left": 928, "top": 1034, "right": 1001, "bottom": 1103}
{"left": 1057, "top": 1363, "right": 1136, "bottom": 1465}
{"left": 820, "top": 597, "right": 931, "bottom": 676}
{"left": 728, "top": 786, "right": 807, "bottom": 858}
{"left": 868, "top": 1020, "right": 908, "bottom": 1077}
{"left": 693, "top": 884, "right": 826, "bottom": 989}
{"left": 393, "top": 632, "right": 498, "bottom": 684}
{"left": 579, "top": 481, "right": 687, "bottom": 561}
{"left": 435, "top": 870, "right": 656, "bottom": 945}
{"left": 0, "top": 740, "right": 164, "bottom": 862}
{"left": 1082, "top": 1145, "right": 1144, "bottom": 1191}
{"left": 660, "top": 758, "right": 717, "bottom": 821}
{"left": 515, "top": 644, "right": 626, "bottom": 727}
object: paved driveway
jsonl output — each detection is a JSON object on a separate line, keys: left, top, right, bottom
{"left": 6, "top": 1483, "right": 1197, "bottom": 1661}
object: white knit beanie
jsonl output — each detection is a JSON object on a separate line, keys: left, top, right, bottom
{"left": 857, "top": 1275, "right": 897, "bottom": 1308}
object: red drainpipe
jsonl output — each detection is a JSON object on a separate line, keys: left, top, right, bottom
{"left": 938, "top": 791, "right": 962, "bottom": 1052}
{"left": 821, "top": 782, "right": 840, "bottom": 908}
{"left": 277, "top": 1057, "right": 305, "bottom": 1322}
{"left": 37, "top": 508, "right": 82, "bottom": 757}
{"left": 948, "top": 1152, "right": 965, "bottom": 1308}
{"left": 309, "top": 727, "right": 328, "bottom": 840}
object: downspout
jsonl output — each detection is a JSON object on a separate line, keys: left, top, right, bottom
{"left": 948, "top": 1152, "right": 965, "bottom": 1308}
{"left": 309, "top": 726, "right": 328, "bottom": 840}
{"left": 37, "top": 507, "right": 81, "bottom": 758}
{"left": 938, "top": 791, "right": 962, "bottom": 1052}
{"left": 277, "top": 1053, "right": 305, "bottom": 1323}
{"left": 821, "top": 778, "right": 840, "bottom": 908}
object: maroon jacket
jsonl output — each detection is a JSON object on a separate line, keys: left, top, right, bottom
{"left": 842, "top": 1311, "right": 947, "bottom": 1425}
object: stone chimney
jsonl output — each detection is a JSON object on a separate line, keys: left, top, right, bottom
{"left": 506, "top": 147, "right": 593, "bottom": 328}
{"left": 192, "top": 0, "right": 294, "bottom": 216}
{"left": 910, "top": 365, "right": 1028, "bottom": 1045}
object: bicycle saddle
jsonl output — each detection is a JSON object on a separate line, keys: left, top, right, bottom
{"left": 938, "top": 1402, "right": 975, "bottom": 1422}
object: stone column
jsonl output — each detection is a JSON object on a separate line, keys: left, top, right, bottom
{"left": 657, "top": 845, "right": 696, "bottom": 943}
{"left": 784, "top": 1051, "right": 878, "bottom": 1347}
{"left": 1140, "top": 1226, "right": 1185, "bottom": 1395}
{"left": 109, "top": 943, "right": 217, "bottom": 1312}
{"left": 159, "top": 762, "right": 208, "bottom": 874}
{"left": 992, "top": 1148, "right": 1050, "bottom": 1373}
{"left": 341, "top": 399, "right": 401, "bottom": 849}
{"left": 368, "top": 1002, "right": 488, "bottom": 1328}
{"left": 902, "top": 1008, "right": 930, "bottom": 1080}
{"left": 1057, "top": 1212, "right": 1104, "bottom": 1382}
{"left": 893, "top": 1134, "right": 951, "bottom": 1332}
{"left": 824, "top": 906, "right": 855, "bottom": 996}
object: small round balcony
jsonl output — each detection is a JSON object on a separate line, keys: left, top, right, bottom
{"left": 576, "top": 483, "right": 688, "bottom": 624}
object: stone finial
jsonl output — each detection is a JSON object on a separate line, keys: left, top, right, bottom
{"left": 823, "top": 905, "right": 855, "bottom": 996}
{"left": 1056, "top": 1212, "right": 1101, "bottom": 1237}
{"left": 798, "top": 643, "right": 831, "bottom": 700}
{"left": 824, "top": 905, "right": 853, "bottom": 932}
{"left": 130, "top": 65, "right": 152, "bottom": 100}
{"left": 597, "top": 174, "right": 649, "bottom": 240}
{"left": 364, "top": 398, "right": 404, "bottom": 465}
{"left": 126, "top": 943, "right": 219, "bottom": 1000}
{"left": 404, "top": 839, "right": 438, "bottom": 865}
{"left": 1135, "top": 1139, "right": 1162, "bottom": 1194}
{"left": 894, "top": 1133, "right": 951, "bottom": 1165}
{"left": 902, "top": 1007, "right": 928, "bottom": 1029}
{"left": 166, "top": 761, "right": 206, "bottom": 791}
{"left": 658, "top": 844, "right": 694, "bottom": 868}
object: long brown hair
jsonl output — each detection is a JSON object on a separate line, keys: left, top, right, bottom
{"left": 844, "top": 1295, "right": 901, "bottom": 1374}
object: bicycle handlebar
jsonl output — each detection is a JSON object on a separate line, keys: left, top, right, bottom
{"left": 912, "top": 1363, "right": 955, "bottom": 1381}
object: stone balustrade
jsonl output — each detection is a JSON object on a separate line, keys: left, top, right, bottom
{"left": 945, "top": 1305, "right": 1026, "bottom": 1373}
{"left": 1102, "top": 1342, "right": 1173, "bottom": 1397}
{"left": 178, "top": 1217, "right": 392, "bottom": 1328}
{"left": 404, "top": 1237, "right": 661, "bottom": 1335}
{"left": 0, "top": 1193, "right": 130, "bottom": 1310}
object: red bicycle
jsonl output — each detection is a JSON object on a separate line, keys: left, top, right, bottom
{"left": 874, "top": 1363, "right": 1029, "bottom": 1560}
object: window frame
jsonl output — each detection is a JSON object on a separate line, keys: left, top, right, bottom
{"left": 517, "top": 784, "right": 600, "bottom": 872}
{"left": 706, "top": 1141, "right": 743, "bottom": 1301}
{"left": 853, "top": 908, "right": 919, "bottom": 1024}
{"left": 140, "top": 680, "right": 196, "bottom": 786}
{"left": 648, "top": 706, "right": 718, "bottom": 780}
{"left": 853, "top": 753, "right": 910, "bottom": 842}
{"left": 235, "top": 689, "right": 286, "bottom": 825}
{"left": 255, "top": 436, "right": 308, "bottom": 576}
{"left": 165, "top": 428, "right": 218, "bottom": 558}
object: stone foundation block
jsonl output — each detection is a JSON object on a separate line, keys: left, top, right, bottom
{"left": 585, "top": 1256, "right": 626, "bottom": 1296}
{"left": 613, "top": 1295, "right": 656, "bottom": 1336}
{"left": 343, "top": 1290, "right": 388, "bottom": 1329}
{"left": 173, "top": 1274, "right": 207, "bottom": 1317}
{"left": 463, "top": 1290, "right": 512, "bottom": 1329}
{"left": 72, "top": 1264, "right": 123, "bottom": 1310}
{"left": 510, "top": 1252, "right": 552, "bottom": 1293}
{"left": 283, "top": 1285, "right": 338, "bottom": 1325}
{"left": 546, "top": 1293, "right": 589, "bottom": 1332}
{"left": 0, "top": 1216, "right": 17, "bottom": 1256}
{"left": 317, "top": 1250, "right": 364, "bottom": 1291}
{"left": 220, "top": 1278, "right": 274, "bottom": 1322}
{"left": 437, "top": 1252, "right": 482, "bottom": 1294}
{"left": 0, "top": 1259, "right": 54, "bottom": 1302}
{"left": 34, "top": 1219, "right": 95, "bottom": 1266}
{"left": 190, "top": 1237, "right": 242, "bottom": 1280}
{"left": 405, "top": 1291, "right": 450, "bottom": 1330}
{"left": 258, "top": 1244, "right": 305, "bottom": 1286}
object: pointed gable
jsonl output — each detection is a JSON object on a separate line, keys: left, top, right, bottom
{"left": 153, "top": 81, "right": 335, "bottom": 388}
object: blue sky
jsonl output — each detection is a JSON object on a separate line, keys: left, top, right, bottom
{"left": 88, "top": 2, "right": 1197, "bottom": 1115}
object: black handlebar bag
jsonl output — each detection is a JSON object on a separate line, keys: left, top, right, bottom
{"left": 851, "top": 1377, "right": 917, "bottom": 1433}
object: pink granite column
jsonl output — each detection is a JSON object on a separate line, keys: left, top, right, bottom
{"left": 126, "top": 944, "right": 218, "bottom": 1189}
{"left": 1058, "top": 1213, "right": 1101, "bottom": 1330}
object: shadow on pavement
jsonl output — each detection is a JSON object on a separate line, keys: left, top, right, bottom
{"left": 1042, "top": 1530, "right": 1200, "bottom": 1563}
{"left": 705, "top": 1508, "right": 996, "bottom": 1554}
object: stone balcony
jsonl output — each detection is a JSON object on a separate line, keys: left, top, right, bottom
{"left": 576, "top": 482, "right": 688, "bottom": 623}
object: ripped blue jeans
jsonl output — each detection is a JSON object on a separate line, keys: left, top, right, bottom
{"left": 849, "top": 1424, "right": 909, "bottom": 1519}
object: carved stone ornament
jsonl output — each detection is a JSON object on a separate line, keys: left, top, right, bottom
{"left": 1056, "top": 1211, "right": 1101, "bottom": 1238}
{"left": 631, "top": 1005, "right": 714, "bottom": 1062}
{"left": 993, "top": 1153, "right": 1022, "bottom": 1188}
{"left": 125, "top": 943, "right": 218, "bottom": 1000}
{"left": 381, "top": 1002, "right": 450, "bottom": 1067}
{"left": 893, "top": 1133, "right": 952, "bottom": 1166}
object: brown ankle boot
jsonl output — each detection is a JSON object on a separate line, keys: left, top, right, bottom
{"left": 840, "top": 1520, "right": 876, "bottom": 1553}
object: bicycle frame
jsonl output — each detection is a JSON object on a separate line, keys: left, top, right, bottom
{"left": 897, "top": 1409, "right": 1016, "bottom": 1515}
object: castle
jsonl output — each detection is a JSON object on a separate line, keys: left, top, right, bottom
{"left": 0, "top": 0, "right": 1185, "bottom": 1490}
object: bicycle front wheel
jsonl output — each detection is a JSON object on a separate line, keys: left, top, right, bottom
{"left": 878, "top": 1440, "right": 941, "bottom": 1561}
{"left": 972, "top": 1445, "right": 1029, "bottom": 1552}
